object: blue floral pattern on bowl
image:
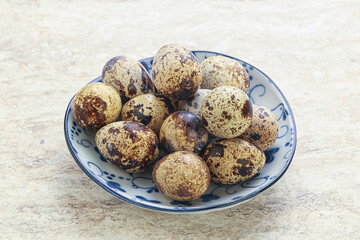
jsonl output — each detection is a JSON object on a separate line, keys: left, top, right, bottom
{"left": 64, "top": 51, "right": 297, "bottom": 213}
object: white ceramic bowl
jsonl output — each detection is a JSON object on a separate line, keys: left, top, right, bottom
{"left": 64, "top": 51, "right": 297, "bottom": 213}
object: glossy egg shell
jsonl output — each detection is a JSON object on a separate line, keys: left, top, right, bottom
{"left": 72, "top": 82, "right": 121, "bottom": 130}
{"left": 152, "top": 151, "right": 211, "bottom": 201}
{"left": 102, "top": 56, "right": 154, "bottom": 100}
{"left": 201, "top": 86, "right": 252, "bottom": 138}
{"left": 120, "top": 94, "right": 175, "bottom": 135}
{"left": 152, "top": 44, "right": 201, "bottom": 101}
{"left": 239, "top": 105, "right": 279, "bottom": 151}
{"left": 159, "top": 111, "right": 208, "bottom": 154}
{"left": 95, "top": 121, "right": 159, "bottom": 173}
{"left": 201, "top": 56, "right": 250, "bottom": 93}
{"left": 203, "top": 138, "right": 266, "bottom": 184}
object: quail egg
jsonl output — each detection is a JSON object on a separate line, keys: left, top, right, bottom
{"left": 203, "top": 138, "right": 265, "bottom": 184}
{"left": 95, "top": 121, "right": 159, "bottom": 173}
{"left": 72, "top": 82, "right": 121, "bottom": 130}
{"left": 178, "top": 89, "right": 211, "bottom": 116}
{"left": 201, "top": 86, "right": 252, "bottom": 138}
{"left": 200, "top": 56, "right": 250, "bottom": 93}
{"left": 239, "top": 105, "right": 279, "bottom": 150}
{"left": 152, "top": 44, "right": 201, "bottom": 101}
{"left": 102, "top": 56, "right": 154, "bottom": 100}
{"left": 120, "top": 93, "right": 175, "bottom": 135}
{"left": 152, "top": 151, "right": 210, "bottom": 201}
{"left": 159, "top": 111, "right": 208, "bottom": 154}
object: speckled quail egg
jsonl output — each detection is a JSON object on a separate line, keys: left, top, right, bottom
{"left": 95, "top": 121, "right": 159, "bottom": 173}
{"left": 152, "top": 151, "right": 210, "bottom": 201}
{"left": 120, "top": 93, "right": 175, "bottom": 135}
{"left": 239, "top": 105, "right": 279, "bottom": 151}
{"left": 102, "top": 56, "right": 154, "bottom": 100}
{"left": 178, "top": 89, "right": 211, "bottom": 116}
{"left": 201, "top": 86, "right": 252, "bottom": 138}
{"left": 152, "top": 44, "right": 201, "bottom": 101}
{"left": 159, "top": 111, "right": 208, "bottom": 154}
{"left": 203, "top": 138, "right": 265, "bottom": 184}
{"left": 72, "top": 82, "right": 121, "bottom": 130}
{"left": 200, "top": 56, "right": 250, "bottom": 93}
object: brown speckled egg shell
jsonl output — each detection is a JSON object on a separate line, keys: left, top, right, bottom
{"left": 159, "top": 111, "right": 208, "bottom": 154}
{"left": 152, "top": 151, "right": 210, "bottom": 201}
{"left": 102, "top": 56, "right": 154, "bottom": 100}
{"left": 72, "top": 82, "right": 122, "bottom": 130}
{"left": 152, "top": 44, "right": 201, "bottom": 101}
{"left": 95, "top": 121, "right": 159, "bottom": 173}
{"left": 239, "top": 105, "right": 279, "bottom": 151}
{"left": 203, "top": 138, "right": 265, "bottom": 184}
{"left": 178, "top": 89, "right": 211, "bottom": 116}
{"left": 201, "top": 86, "right": 252, "bottom": 138}
{"left": 200, "top": 56, "right": 250, "bottom": 94}
{"left": 120, "top": 94, "right": 175, "bottom": 135}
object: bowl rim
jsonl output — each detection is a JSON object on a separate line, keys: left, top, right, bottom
{"left": 64, "top": 50, "right": 297, "bottom": 213}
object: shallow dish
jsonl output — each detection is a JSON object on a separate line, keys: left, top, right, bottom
{"left": 64, "top": 51, "right": 297, "bottom": 213}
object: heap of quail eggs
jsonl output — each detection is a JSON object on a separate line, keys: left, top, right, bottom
{"left": 72, "top": 44, "right": 279, "bottom": 201}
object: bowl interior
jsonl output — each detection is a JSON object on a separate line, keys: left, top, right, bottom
{"left": 64, "top": 51, "right": 296, "bottom": 213}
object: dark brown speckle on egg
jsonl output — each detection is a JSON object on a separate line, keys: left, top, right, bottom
{"left": 95, "top": 121, "right": 159, "bottom": 173}
{"left": 201, "top": 86, "right": 252, "bottom": 138}
{"left": 72, "top": 82, "right": 122, "bottom": 130}
{"left": 159, "top": 111, "right": 208, "bottom": 154}
{"left": 152, "top": 44, "right": 202, "bottom": 101}
{"left": 152, "top": 151, "right": 210, "bottom": 201}
{"left": 121, "top": 94, "right": 175, "bottom": 135}
{"left": 239, "top": 105, "right": 279, "bottom": 150}
{"left": 201, "top": 56, "right": 250, "bottom": 93}
{"left": 203, "top": 138, "right": 265, "bottom": 184}
{"left": 102, "top": 56, "right": 154, "bottom": 99}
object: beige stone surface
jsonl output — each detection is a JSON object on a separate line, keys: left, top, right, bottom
{"left": 1, "top": 0, "right": 359, "bottom": 239}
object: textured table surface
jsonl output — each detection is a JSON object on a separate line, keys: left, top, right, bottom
{"left": 1, "top": 0, "right": 359, "bottom": 239}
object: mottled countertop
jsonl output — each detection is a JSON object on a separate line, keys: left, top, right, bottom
{"left": 1, "top": 0, "right": 359, "bottom": 239}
